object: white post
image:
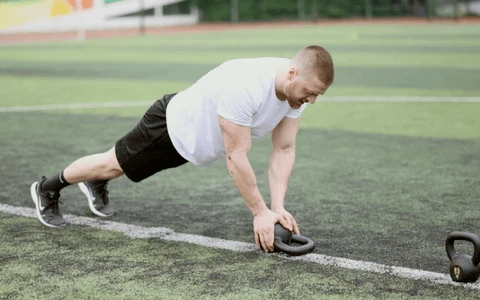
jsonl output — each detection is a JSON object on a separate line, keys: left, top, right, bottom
{"left": 365, "top": 0, "right": 373, "bottom": 18}
{"left": 231, "top": 0, "right": 239, "bottom": 23}
{"left": 139, "top": 0, "right": 145, "bottom": 35}
{"left": 76, "top": 0, "right": 86, "bottom": 41}
{"left": 298, "top": 0, "right": 305, "bottom": 20}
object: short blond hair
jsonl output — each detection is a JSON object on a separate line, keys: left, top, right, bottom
{"left": 292, "top": 45, "right": 334, "bottom": 86}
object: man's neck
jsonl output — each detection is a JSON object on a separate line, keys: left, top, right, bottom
{"left": 275, "top": 64, "right": 289, "bottom": 101}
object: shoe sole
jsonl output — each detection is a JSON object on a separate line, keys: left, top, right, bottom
{"left": 30, "top": 182, "right": 66, "bottom": 228}
{"left": 78, "top": 182, "right": 111, "bottom": 217}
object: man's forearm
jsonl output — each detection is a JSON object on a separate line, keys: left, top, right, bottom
{"left": 268, "top": 147, "right": 295, "bottom": 212}
{"left": 227, "top": 152, "right": 268, "bottom": 216}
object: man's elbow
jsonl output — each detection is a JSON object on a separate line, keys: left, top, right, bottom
{"left": 273, "top": 143, "right": 296, "bottom": 154}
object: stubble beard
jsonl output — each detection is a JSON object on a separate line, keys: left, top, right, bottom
{"left": 283, "top": 85, "right": 299, "bottom": 109}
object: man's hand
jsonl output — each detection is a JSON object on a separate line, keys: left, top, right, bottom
{"left": 253, "top": 208, "right": 291, "bottom": 252}
{"left": 273, "top": 207, "right": 300, "bottom": 235}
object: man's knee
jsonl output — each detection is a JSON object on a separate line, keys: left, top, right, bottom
{"left": 100, "top": 147, "right": 124, "bottom": 179}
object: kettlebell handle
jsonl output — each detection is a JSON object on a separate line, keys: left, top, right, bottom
{"left": 446, "top": 231, "right": 480, "bottom": 266}
{"left": 274, "top": 234, "right": 315, "bottom": 256}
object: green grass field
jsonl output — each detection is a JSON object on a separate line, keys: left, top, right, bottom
{"left": 1, "top": 22, "right": 480, "bottom": 299}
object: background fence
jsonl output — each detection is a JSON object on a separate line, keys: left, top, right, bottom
{"left": 195, "top": 0, "right": 480, "bottom": 22}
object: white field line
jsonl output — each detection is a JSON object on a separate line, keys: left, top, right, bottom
{"left": 322, "top": 96, "right": 480, "bottom": 102}
{"left": 1, "top": 202, "right": 480, "bottom": 290}
{"left": 1, "top": 97, "right": 480, "bottom": 113}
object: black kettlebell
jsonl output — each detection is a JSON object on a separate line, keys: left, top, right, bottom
{"left": 273, "top": 223, "right": 315, "bottom": 256}
{"left": 445, "top": 231, "right": 480, "bottom": 283}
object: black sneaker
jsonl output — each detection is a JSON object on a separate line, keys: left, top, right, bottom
{"left": 78, "top": 180, "right": 116, "bottom": 217}
{"left": 30, "top": 177, "right": 68, "bottom": 228}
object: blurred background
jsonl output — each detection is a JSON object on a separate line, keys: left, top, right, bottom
{"left": 1, "top": 0, "right": 479, "bottom": 40}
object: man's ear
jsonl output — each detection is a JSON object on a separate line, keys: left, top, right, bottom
{"left": 288, "top": 66, "right": 299, "bottom": 80}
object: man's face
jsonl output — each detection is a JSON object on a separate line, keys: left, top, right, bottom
{"left": 284, "top": 72, "right": 329, "bottom": 109}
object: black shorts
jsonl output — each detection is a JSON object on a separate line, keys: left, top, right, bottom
{"left": 115, "top": 93, "right": 188, "bottom": 182}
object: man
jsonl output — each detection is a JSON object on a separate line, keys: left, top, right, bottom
{"left": 30, "top": 45, "right": 334, "bottom": 252}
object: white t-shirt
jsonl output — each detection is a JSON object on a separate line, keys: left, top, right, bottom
{"left": 166, "top": 57, "right": 306, "bottom": 167}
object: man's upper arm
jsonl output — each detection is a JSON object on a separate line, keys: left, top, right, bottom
{"left": 218, "top": 115, "right": 252, "bottom": 155}
{"left": 271, "top": 117, "right": 301, "bottom": 150}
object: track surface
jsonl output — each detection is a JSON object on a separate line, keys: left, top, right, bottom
{"left": 2, "top": 17, "right": 480, "bottom": 45}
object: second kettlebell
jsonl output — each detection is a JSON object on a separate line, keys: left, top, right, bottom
{"left": 445, "top": 231, "right": 480, "bottom": 283}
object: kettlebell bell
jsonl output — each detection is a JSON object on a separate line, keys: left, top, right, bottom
{"left": 445, "top": 231, "right": 480, "bottom": 283}
{"left": 273, "top": 223, "right": 315, "bottom": 256}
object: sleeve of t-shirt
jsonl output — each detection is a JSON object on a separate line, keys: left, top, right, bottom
{"left": 217, "top": 87, "right": 257, "bottom": 127}
{"left": 285, "top": 103, "right": 307, "bottom": 118}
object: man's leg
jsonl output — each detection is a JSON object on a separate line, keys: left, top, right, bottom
{"left": 31, "top": 94, "right": 185, "bottom": 227}
{"left": 31, "top": 146, "right": 124, "bottom": 227}
{"left": 63, "top": 146, "right": 124, "bottom": 184}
